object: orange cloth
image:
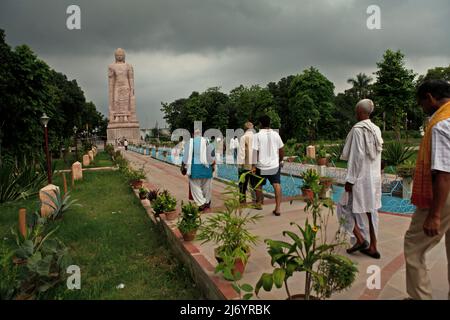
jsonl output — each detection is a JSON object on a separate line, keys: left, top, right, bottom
{"left": 411, "top": 101, "right": 450, "bottom": 209}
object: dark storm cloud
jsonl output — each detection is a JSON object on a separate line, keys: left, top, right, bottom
{"left": 1, "top": 0, "right": 449, "bottom": 127}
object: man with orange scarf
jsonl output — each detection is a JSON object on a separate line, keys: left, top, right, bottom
{"left": 405, "top": 80, "right": 450, "bottom": 300}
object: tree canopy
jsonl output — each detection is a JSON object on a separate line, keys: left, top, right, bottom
{"left": 0, "top": 29, "right": 107, "bottom": 161}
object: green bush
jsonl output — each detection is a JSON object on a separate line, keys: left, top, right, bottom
{"left": 177, "top": 202, "right": 201, "bottom": 234}
{"left": 382, "top": 141, "right": 416, "bottom": 167}
{"left": 151, "top": 191, "right": 177, "bottom": 214}
{"left": 0, "top": 159, "right": 47, "bottom": 204}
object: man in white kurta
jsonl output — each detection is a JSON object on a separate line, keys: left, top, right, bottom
{"left": 339, "top": 99, "right": 383, "bottom": 259}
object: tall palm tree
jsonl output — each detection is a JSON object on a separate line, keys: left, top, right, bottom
{"left": 347, "top": 73, "right": 373, "bottom": 99}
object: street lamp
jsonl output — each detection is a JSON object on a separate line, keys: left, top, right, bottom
{"left": 73, "top": 126, "right": 79, "bottom": 160}
{"left": 41, "top": 113, "right": 52, "bottom": 184}
{"left": 308, "top": 118, "right": 312, "bottom": 144}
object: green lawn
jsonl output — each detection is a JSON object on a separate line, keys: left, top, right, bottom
{"left": 54, "top": 151, "right": 114, "bottom": 170}
{"left": 0, "top": 170, "right": 202, "bottom": 299}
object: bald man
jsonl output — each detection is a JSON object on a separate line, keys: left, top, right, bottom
{"left": 340, "top": 99, "right": 383, "bottom": 259}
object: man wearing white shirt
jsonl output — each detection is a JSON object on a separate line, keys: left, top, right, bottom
{"left": 252, "top": 115, "right": 284, "bottom": 216}
{"left": 230, "top": 136, "right": 240, "bottom": 163}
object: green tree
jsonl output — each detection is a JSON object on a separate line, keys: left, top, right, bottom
{"left": 347, "top": 73, "right": 373, "bottom": 100}
{"left": 288, "top": 67, "right": 336, "bottom": 141}
{"left": 373, "top": 50, "right": 416, "bottom": 140}
{"left": 418, "top": 65, "right": 450, "bottom": 83}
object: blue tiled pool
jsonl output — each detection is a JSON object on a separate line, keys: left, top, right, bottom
{"left": 130, "top": 146, "right": 415, "bottom": 214}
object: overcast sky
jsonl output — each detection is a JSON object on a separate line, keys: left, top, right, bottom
{"left": 1, "top": 0, "right": 449, "bottom": 128}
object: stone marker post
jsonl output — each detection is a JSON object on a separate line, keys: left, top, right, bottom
{"left": 83, "top": 154, "right": 90, "bottom": 166}
{"left": 72, "top": 161, "right": 83, "bottom": 180}
{"left": 39, "top": 184, "right": 60, "bottom": 217}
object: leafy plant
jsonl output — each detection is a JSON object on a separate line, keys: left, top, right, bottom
{"left": 10, "top": 212, "right": 72, "bottom": 299}
{"left": 0, "top": 243, "right": 19, "bottom": 300}
{"left": 197, "top": 185, "right": 262, "bottom": 279}
{"left": 42, "top": 190, "right": 81, "bottom": 220}
{"left": 300, "top": 169, "right": 321, "bottom": 191}
{"left": 138, "top": 187, "right": 149, "bottom": 198}
{"left": 382, "top": 141, "right": 415, "bottom": 167}
{"left": 151, "top": 191, "right": 177, "bottom": 214}
{"left": 396, "top": 160, "right": 416, "bottom": 178}
{"left": 147, "top": 188, "right": 160, "bottom": 202}
{"left": 0, "top": 159, "right": 47, "bottom": 204}
{"left": 316, "top": 145, "right": 327, "bottom": 159}
{"left": 254, "top": 173, "right": 357, "bottom": 300}
{"left": 177, "top": 202, "right": 201, "bottom": 234}
{"left": 328, "top": 142, "right": 345, "bottom": 163}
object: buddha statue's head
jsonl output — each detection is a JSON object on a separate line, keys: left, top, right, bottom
{"left": 114, "top": 48, "right": 126, "bottom": 63}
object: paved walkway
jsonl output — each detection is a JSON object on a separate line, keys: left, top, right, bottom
{"left": 124, "top": 150, "right": 449, "bottom": 300}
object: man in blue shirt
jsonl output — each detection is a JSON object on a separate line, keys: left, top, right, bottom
{"left": 182, "top": 129, "right": 215, "bottom": 211}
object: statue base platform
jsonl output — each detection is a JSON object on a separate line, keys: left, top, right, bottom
{"left": 107, "top": 121, "right": 140, "bottom": 145}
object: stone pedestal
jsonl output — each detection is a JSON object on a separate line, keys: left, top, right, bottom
{"left": 107, "top": 124, "right": 141, "bottom": 145}
{"left": 83, "top": 154, "right": 90, "bottom": 166}
{"left": 306, "top": 145, "right": 316, "bottom": 159}
{"left": 39, "top": 184, "right": 60, "bottom": 217}
{"left": 72, "top": 161, "right": 83, "bottom": 180}
{"left": 88, "top": 150, "right": 94, "bottom": 161}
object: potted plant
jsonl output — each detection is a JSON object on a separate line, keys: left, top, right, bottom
{"left": 319, "top": 176, "right": 334, "bottom": 199}
{"left": 197, "top": 186, "right": 262, "bottom": 281}
{"left": 147, "top": 188, "right": 160, "bottom": 202}
{"left": 151, "top": 191, "right": 177, "bottom": 220}
{"left": 127, "top": 167, "right": 146, "bottom": 189}
{"left": 138, "top": 187, "right": 149, "bottom": 200}
{"left": 177, "top": 202, "right": 201, "bottom": 241}
{"left": 253, "top": 179, "right": 358, "bottom": 300}
{"left": 397, "top": 160, "right": 416, "bottom": 199}
{"left": 300, "top": 169, "right": 321, "bottom": 201}
{"left": 397, "top": 160, "right": 415, "bottom": 179}
{"left": 316, "top": 146, "right": 328, "bottom": 166}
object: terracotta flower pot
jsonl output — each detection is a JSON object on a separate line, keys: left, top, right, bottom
{"left": 182, "top": 229, "right": 197, "bottom": 241}
{"left": 317, "top": 158, "right": 328, "bottom": 166}
{"left": 233, "top": 258, "right": 247, "bottom": 279}
{"left": 301, "top": 188, "right": 314, "bottom": 201}
{"left": 164, "top": 210, "right": 178, "bottom": 221}
{"left": 214, "top": 247, "right": 250, "bottom": 280}
{"left": 131, "top": 180, "right": 143, "bottom": 189}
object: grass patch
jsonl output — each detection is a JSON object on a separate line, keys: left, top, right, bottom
{"left": 54, "top": 151, "right": 114, "bottom": 170}
{"left": 0, "top": 170, "right": 202, "bottom": 300}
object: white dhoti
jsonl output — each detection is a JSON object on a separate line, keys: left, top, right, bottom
{"left": 337, "top": 192, "right": 379, "bottom": 244}
{"left": 189, "top": 178, "right": 212, "bottom": 206}
{"left": 339, "top": 119, "right": 383, "bottom": 244}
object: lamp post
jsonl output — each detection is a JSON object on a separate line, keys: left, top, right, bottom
{"left": 41, "top": 113, "right": 52, "bottom": 184}
{"left": 308, "top": 118, "right": 312, "bottom": 144}
{"left": 73, "top": 126, "right": 78, "bottom": 160}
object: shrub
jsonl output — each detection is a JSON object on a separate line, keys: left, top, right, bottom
{"left": 0, "top": 159, "right": 47, "bottom": 204}
{"left": 42, "top": 190, "right": 81, "bottom": 220}
{"left": 151, "top": 191, "right": 177, "bottom": 214}
{"left": 177, "top": 202, "right": 201, "bottom": 234}
{"left": 382, "top": 141, "right": 416, "bottom": 167}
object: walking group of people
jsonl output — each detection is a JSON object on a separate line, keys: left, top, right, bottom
{"left": 179, "top": 79, "right": 450, "bottom": 299}
{"left": 180, "top": 115, "right": 285, "bottom": 215}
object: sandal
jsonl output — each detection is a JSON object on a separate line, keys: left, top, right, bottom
{"left": 360, "top": 248, "right": 381, "bottom": 259}
{"left": 272, "top": 210, "right": 281, "bottom": 216}
{"left": 346, "top": 240, "right": 369, "bottom": 254}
